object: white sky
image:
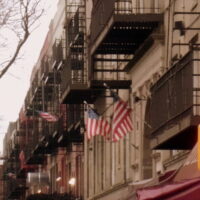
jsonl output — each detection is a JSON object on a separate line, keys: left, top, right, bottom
{"left": 0, "top": 0, "right": 59, "bottom": 153}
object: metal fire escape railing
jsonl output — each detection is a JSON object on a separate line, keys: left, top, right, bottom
{"left": 27, "top": 117, "right": 40, "bottom": 153}
{"left": 23, "top": 38, "right": 65, "bottom": 157}
{"left": 56, "top": 103, "right": 84, "bottom": 151}
{"left": 31, "top": 70, "right": 42, "bottom": 104}
{"left": 61, "top": 0, "right": 87, "bottom": 94}
{"left": 27, "top": 39, "right": 65, "bottom": 155}
{"left": 93, "top": 54, "right": 131, "bottom": 82}
{"left": 67, "top": 104, "right": 84, "bottom": 129}
{"left": 4, "top": 137, "right": 28, "bottom": 200}
{"left": 145, "top": 48, "right": 200, "bottom": 149}
{"left": 114, "top": 0, "right": 161, "bottom": 14}
{"left": 23, "top": 64, "right": 47, "bottom": 162}
{"left": 66, "top": 104, "right": 84, "bottom": 146}
{"left": 90, "top": 0, "right": 163, "bottom": 89}
{"left": 40, "top": 41, "right": 63, "bottom": 153}
{"left": 171, "top": 2, "right": 200, "bottom": 64}
{"left": 52, "top": 39, "right": 65, "bottom": 69}
{"left": 90, "top": 0, "right": 162, "bottom": 46}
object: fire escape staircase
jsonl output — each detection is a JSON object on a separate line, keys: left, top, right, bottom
{"left": 90, "top": 0, "right": 163, "bottom": 92}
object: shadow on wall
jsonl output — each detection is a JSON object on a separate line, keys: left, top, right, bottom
{"left": 26, "top": 193, "right": 80, "bottom": 200}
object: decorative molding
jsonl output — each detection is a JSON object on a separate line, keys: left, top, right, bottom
{"left": 163, "top": 150, "right": 190, "bottom": 168}
{"left": 131, "top": 162, "right": 139, "bottom": 169}
{"left": 151, "top": 152, "right": 161, "bottom": 160}
{"left": 91, "top": 180, "right": 132, "bottom": 200}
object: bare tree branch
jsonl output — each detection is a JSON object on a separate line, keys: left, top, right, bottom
{"left": 0, "top": 0, "right": 44, "bottom": 78}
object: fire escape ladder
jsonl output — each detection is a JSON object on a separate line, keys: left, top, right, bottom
{"left": 61, "top": 0, "right": 94, "bottom": 104}
{"left": 171, "top": 2, "right": 200, "bottom": 63}
{"left": 38, "top": 40, "right": 64, "bottom": 154}
{"left": 52, "top": 39, "right": 65, "bottom": 70}
{"left": 66, "top": 0, "right": 87, "bottom": 86}
{"left": 90, "top": 0, "right": 163, "bottom": 91}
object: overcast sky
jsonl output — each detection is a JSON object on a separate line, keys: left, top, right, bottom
{"left": 0, "top": 0, "right": 58, "bottom": 154}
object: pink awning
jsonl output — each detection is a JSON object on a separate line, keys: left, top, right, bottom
{"left": 137, "top": 143, "right": 200, "bottom": 200}
{"left": 136, "top": 177, "right": 200, "bottom": 200}
{"left": 174, "top": 143, "right": 200, "bottom": 181}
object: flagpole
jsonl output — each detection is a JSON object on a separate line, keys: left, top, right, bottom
{"left": 100, "top": 102, "right": 115, "bottom": 116}
{"left": 103, "top": 82, "right": 152, "bottom": 129}
{"left": 84, "top": 100, "right": 103, "bottom": 116}
{"left": 104, "top": 82, "right": 129, "bottom": 142}
{"left": 103, "top": 83, "right": 116, "bottom": 143}
{"left": 103, "top": 82, "right": 119, "bottom": 100}
{"left": 100, "top": 82, "right": 117, "bottom": 116}
{"left": 83, "top": 101, "right": 93, "bottom": 111}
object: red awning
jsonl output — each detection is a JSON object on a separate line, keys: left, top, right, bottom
{"left": 136, "top": 143, "right": 200, "bottom": 200}
{"left": 174, "top": 143, "right": 199, "bottom": 181}
{"left": 136, "top": 177, "right": 200, "bottom": 200}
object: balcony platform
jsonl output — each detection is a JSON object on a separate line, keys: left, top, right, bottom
{"left": 61, "top": 83, "right": 100, "bottom": 104}
{"left": 57, "top": 124, "right": 83, "bottom": 148}
{"left": 90, "top": 13, "right": 163, "bottom": 55}
{"left": 44, "top": 136, "right": 58, "bottom": 154}
{"left": 145, "top": 50, "right": 200, "bottom": 149}
{"left": 26, "top": 154, "right": 45, "bottom": 165}
{"left": 91, "top": 80, "right": 131, "bottom": 89}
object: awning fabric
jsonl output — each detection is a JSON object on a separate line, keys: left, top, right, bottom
{"left": 136, "top": 177, "right": 200, "bottom": 200}
{"left": 174, "top": 143, "right": 199, "bottom": 181}
{"left": 136, "top": 143, "right": 200, "bottom": 200}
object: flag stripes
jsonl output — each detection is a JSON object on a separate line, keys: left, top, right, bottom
{"left": 86, "top": 108, "right": 111, "bottom": 139}
{"left": 38, "top": 111, "right": 58, "bottom": 122}
{"left": 27, "top": 107, "right": 58, "bottom": 122}
{"left": 112, "top": 99, "right": 133, "bottom": 142}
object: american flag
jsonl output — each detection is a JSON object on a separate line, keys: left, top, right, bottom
{"left": 19, "top": 150, "right": 25, "bottom": 169}
{"left": 19, "top": 150, "right": 36, "bottom": 169}
{"left": 7, "top": 172, "right": 16, "bottom": 179}
{"left": 112, "top": 99, "right": 133, "bottom": 142}
{"left": 86, "top": 108, "right": 111, "bottom": 139}
{"left": 38, "top": 111, "right": 58, "bottom": 122}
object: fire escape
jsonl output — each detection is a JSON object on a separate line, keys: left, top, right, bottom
{"left": 4, "top": 120, "right": 28, "bottom": 199}
{"left": 24, "top": 42, "right": 63, "bottom": 160}
{"left": 36, "top": 55, "right": 60, "bottom": 155}
{"left": 90, "top": 0, "right": 163, "bottom": 90}
{"left": 41, "top": 39, "right": 67, "bottom": 153}
{"left": 59, "top": 0, "right": 85, "bottom": 146}
{"left": 17, "top": 110, "right": 37, "bottom": 175}
{"left": 61, "top": 0, "right": 95, "bottom": 104}
{"left": 24, "top": 71, "right": 46, "bottom": 165}
{"left": 59, "top": 1, "right": 85, "bottom": 199}
{"left": 145, "top": 2, "right": 200, "bottom": 150}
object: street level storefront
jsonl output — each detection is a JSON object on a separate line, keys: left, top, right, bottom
{"left": 136, "top": 143, "right": 200, "bottom": 200}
